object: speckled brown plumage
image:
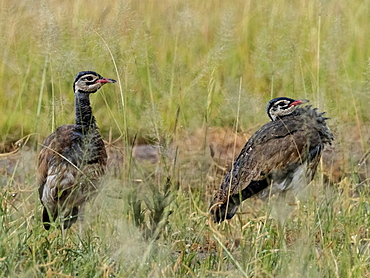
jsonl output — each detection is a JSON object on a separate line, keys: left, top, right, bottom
{"left": 209, "top": 97, "right": 334, "bottom": 222}
{"left": 37, "top": 71, "right": 116, "bottom": 230}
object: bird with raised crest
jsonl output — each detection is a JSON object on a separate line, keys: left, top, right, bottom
{"left": 37, "top": 71, "right": 116, "bottom": 230}
{"left": 209, "top": 97, "right": 334, "bottom": 223}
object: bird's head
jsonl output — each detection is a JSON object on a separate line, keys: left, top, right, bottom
{"left": 266, "top": 97, "right": 309, "bottom": 121}
{"left": 73, "top": 71, "right": 116, "bottom": 93}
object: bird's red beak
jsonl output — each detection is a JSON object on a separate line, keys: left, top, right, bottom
{"left": 289, "top": 99, "right": 309, "bottom": 107}
{"left": 95, "top": 78, "right": 117, "bottom": 84}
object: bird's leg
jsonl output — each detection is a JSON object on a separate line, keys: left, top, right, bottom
{"left": 61, "top": 225, "right": 67, "bottom": 243}
{"left": 277, "top": 220, "right": 287, "bottom": 252}
{"left": 272, "top": 191, "right": 298, "bottom": 251}
{"left": 76, "top": 204, "right": 86, "bottom": 247}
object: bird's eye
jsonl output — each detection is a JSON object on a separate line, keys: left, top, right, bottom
{"left": 84, "top": 76, "right": 94, "bottom": 81}
{"left": 278, "top": 102, "right": 286, "bottom": 107}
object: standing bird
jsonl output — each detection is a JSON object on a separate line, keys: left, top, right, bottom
{"left": 209, "top": 97, "right": 334, "bottom": 223}
{"left": 37, "top": 71, "right": 116, "bottom": 230}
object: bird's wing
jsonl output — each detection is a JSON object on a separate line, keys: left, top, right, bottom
{"left": 37, "top": 125, "right": 77, "bottom": 203}
{"left": 211, "top": 117, "right": 321, "bottom": 208}
{"left": 37, "top": 125, "right": 85, "bottom": 229}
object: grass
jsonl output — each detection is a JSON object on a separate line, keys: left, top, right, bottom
{"left": 0, "top": 0, "right": 370, "bottom": 277}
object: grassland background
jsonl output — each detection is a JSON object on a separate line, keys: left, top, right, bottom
{"left": 0, "top": 0, "right": 369, "bottom": 277}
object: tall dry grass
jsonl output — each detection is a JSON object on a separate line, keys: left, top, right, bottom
{"left": 0, "top": 0, "right": 369, "bottom": 277}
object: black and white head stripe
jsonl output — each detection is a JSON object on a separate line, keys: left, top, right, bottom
{"left": 73, "top": 71, "right": 116, "bottom": 93}
{"left": 266, "top": 97, "right": 309, "bottom": 121}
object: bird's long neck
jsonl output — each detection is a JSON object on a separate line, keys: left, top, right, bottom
{"left": 74, "top": 90, "right": 97, "bottom": 130}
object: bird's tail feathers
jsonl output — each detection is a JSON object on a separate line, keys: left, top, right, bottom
{"left": 42, "top": 206, "right": 79, "bottom": 230}
{"left": 42, "top": 207, "right": 53, "bottom": 230}
{"left": 210, "top": 199, "right": 239, "bottom": 223}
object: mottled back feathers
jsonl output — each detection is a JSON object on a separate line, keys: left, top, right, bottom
{"left": 210, "top": 99, "right": 333, "bottom": 222}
